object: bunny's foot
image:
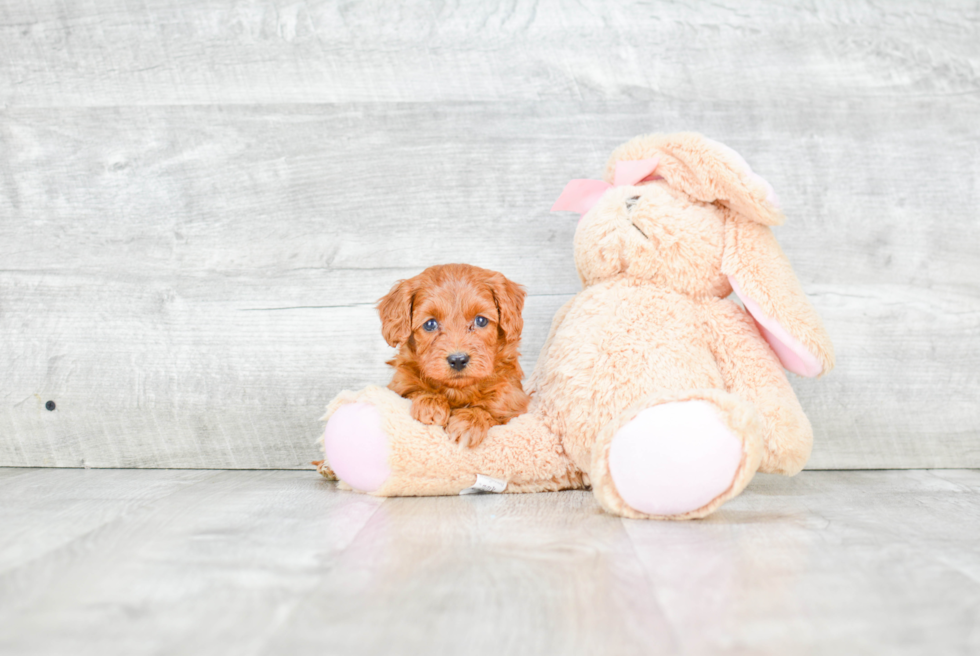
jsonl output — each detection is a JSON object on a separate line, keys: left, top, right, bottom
{"left": 320, "top": 385, "right": 474, "bottom": 496}
{"left": 591, "top": 389, "right": 763, "bottom": 520}
{"left": 322, "top": 401, "right": 392, "bottom": 493}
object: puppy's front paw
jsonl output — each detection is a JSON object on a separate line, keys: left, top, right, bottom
{"left": 447, "top": 408, "right": 496, "bottom": 448}
{"left": 411, "top": 394, "right": 451, "bottom": 427}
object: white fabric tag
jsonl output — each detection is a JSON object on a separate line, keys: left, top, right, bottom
{"left": 459, "top": 474, "right": 508, "bottom": 495}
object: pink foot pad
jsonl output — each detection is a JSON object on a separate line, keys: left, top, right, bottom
{"left": 609, "top": 401, "right": 743, "bottom": 516}
{"left": 322, "top": 403, "right": 391, "bottom": 493}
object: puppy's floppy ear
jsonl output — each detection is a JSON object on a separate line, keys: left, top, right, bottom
{"left": 487, "top": 272, "right": 526, "bottom": 343}
{"left": 377, "top": 278, "right": 418, "bottom": 347}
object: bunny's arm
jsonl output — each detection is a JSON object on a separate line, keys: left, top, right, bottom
{"left": 705, "top": 298, "right": 814, "bottom": 475}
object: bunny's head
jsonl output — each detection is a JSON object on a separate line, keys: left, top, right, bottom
{"left": 556, "top": 132, "right": 834, "bottom": 378}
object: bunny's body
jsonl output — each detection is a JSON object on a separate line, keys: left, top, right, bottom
{"left": 532, "top": 280, "right": 757, "bottom": 473}
{"left": 320, "top": 133, "right": 834, "bottom": 519}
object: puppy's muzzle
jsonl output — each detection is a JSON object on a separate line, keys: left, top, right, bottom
{"left": 447, "top": 352, "right": 470, "bottom": 371}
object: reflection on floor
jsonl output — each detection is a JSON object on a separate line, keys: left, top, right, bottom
{"left": 0, "top": 468, "right": 977, "bottom": 655}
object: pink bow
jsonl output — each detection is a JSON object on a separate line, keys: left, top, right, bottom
{"left": 551, "top": 157, "right": 661, "bottom": 215}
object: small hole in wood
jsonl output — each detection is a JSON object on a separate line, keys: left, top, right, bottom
{"left": 45, "top": 400, "right": 56, "bottom": 411}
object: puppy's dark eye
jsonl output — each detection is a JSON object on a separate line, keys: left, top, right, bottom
{"left": 423, "top": 319, "right": 438, "bottom": 332}
{"left": 474, "top": 316, "right": 489, "bottom": 328}
{"left": 625, "top": 195, "right": 640, "bottom": 210}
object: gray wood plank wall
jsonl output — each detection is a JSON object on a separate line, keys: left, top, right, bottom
{"left": 1, "top": 1, "right": 978, "bottom": 469}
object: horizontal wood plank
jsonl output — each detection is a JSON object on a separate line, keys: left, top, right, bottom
{"left": 1, "top": 1, "right": 977, "bottom": 107}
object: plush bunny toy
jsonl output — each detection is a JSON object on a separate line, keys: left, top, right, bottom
{"left": 319, "top": 132, "right": 834, "bottom": 519}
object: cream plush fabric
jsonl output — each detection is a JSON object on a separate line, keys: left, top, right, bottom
{"left": 320, "top": 133, "right": 834, "bottom": 520}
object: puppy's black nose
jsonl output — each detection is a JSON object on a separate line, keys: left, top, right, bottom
{"left": 447, "top": 352, "right": 470, "bottom": 371}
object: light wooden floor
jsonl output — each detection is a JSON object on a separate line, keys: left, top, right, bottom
{"left": 1, "top": 468, "right": 978, "bottom": 655}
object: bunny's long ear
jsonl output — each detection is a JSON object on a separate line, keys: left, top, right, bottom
{"left": 605, "top": 132, "right": 784, "bottom": 226}
{"left": 606, "top": 132, "right": 834, "bottom": 377}
{"left": 723, "top": 214, "right": 834, "bottom": 377}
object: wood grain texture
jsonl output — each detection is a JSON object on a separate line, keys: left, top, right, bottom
{"left": 1, "top": 0, "right": 978, "bottom": 468}
{"left": 0, "top": 469, "right": 386, "bottom": 656}
{"left": 2, "top": 1, "right": 978, "bottom": 106}
{"left": 0, "top": 468, "right": 217, "bottom": 574}
{"left": 0, "top": 468, "right": 978, "bottom": 655}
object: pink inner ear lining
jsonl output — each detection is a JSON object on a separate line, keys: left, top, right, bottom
{"left": 728, "top": 276, "right": 823, "bottom": 378}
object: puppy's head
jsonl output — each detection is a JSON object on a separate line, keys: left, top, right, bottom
{"left": 378, "top": 264, "right": 525, "bottom": 388}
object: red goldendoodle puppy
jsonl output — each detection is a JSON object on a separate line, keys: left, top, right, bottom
{"left": 377, "top": 263, "right": 530, "bottom": 448}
